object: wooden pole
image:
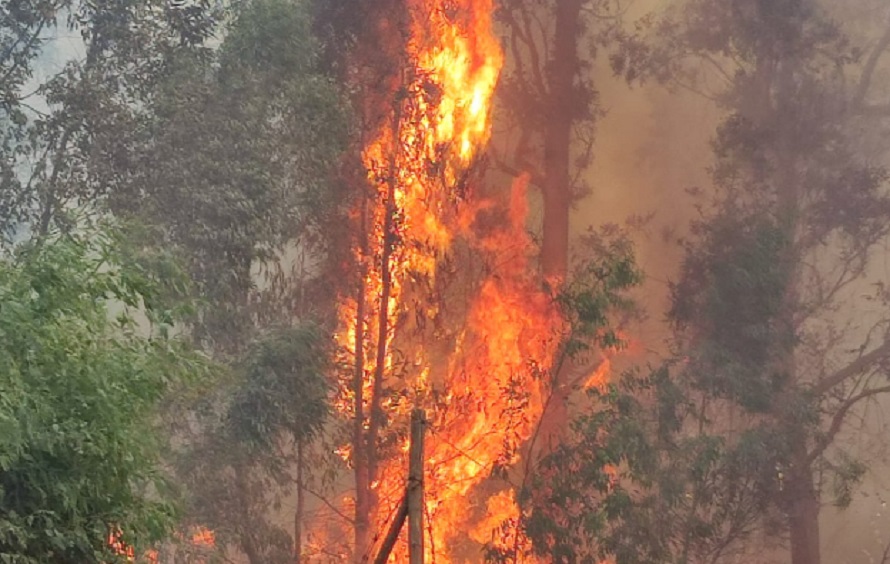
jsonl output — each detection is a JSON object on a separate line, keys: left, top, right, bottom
{"left": 408, "top": 408, "right": 425, "bottom": 564}
{"left": 371, "top": 408, "right": 426, "bottom": 564}
{"left": 372, "top": 495, "right": 408, "bottom": 564}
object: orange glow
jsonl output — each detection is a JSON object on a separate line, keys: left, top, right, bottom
{"left": 584, "top": 331, "right": 639, "bottom": 392}
{"left": 108, "top": 528, "right": 136, "bottom": 561}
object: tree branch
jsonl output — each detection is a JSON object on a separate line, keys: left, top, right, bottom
{"left": 0, "top": 18, "right": 49, "bottom": 83}
{"left": 811, "top": 340, "right": 890, "bottom": 396}
{"left": 808, "top": 384, "right": 890, "bottom": 464}
{"left": 300, "top": 484, "right": 355, "bottom": 526}
{"left": 489, "top": 144, "right": 545, "bottom": 189}
{"left": 516, "top": 4, "right": 549, "bottom": 99}
{"left": 855, "top": 17, "right": 890, "bottom": 109}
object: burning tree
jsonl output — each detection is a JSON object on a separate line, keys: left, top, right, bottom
{"left": 309, "top": 0, "right": 643, "bottom": 559}
{"left": 492, "top": 0, "right": 638, "bottom": 451}
{"left": 312, "top": 0, "right": 630, "bottom": 561}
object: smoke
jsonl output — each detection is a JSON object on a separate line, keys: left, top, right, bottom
{"left": 577, "top": 51, "right": 719, "bottom": 362}
{"left": 565, "top": 1, "right": 890, "bottom": 562}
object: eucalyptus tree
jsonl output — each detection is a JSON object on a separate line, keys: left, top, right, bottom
{"left": 121, "top": 1, "right": 347, "bottom": 561}
{"left": 493, "top": 0, "right": 638, "bottom": 450}
{"left": 0, "top": 0, "right": 216, "bottom": 241}
{"left": 523, "top": 1, "right": 890, "bottom": 563}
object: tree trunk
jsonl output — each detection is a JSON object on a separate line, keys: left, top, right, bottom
{"left": 234, "top": 464, "right": 263, "bottom": 564}
{"left": 538, "top": 0, "right": 583, "bottom": 450}
{"left": 407, "top": 409, "right": 425, "bottom": 564}
{"left": 540, "top": 0, "right": 582, "bottom": 284}
{"left": 787, "top": 453, "right": 821, "bottom": 564}
{"left": 295, "top": 438, "right": 305, "bottom": 564}
{"left": 354, "top": 191, "right": 371, "bottom": 564}
{"left": 366, "top": 97, "right": 404, "bottom": 549}
{"left": 350, "top": 6, "right": 406, "bottom": 560}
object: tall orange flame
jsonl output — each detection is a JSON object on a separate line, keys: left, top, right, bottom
{"left": 333, "top": 1, "right": 564, "bottom": 561}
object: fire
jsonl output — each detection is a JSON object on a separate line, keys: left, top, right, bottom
{"left": 189, "top": 526, "right": 215, "bottom": 547}
{"left": 584, "top": 357, "right": 612, "bottom": 392}
{"left": 332, "top": 1, "right": 564, "bottom": 561}
{"left": 108, "top": 526, "right": 215, "bottom": 563}
{"left": 108, "top": 528, "right": 137, "bottom": 562}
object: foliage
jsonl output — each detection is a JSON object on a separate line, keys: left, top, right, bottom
{"left": 484, "top": 230, "right": 642, "bottom": 563}
{"left": 671, "top": 215, "right": 796, "bottom": 413}
{"left": 172, "top": 325, "right": 330, "bottom": 564}
{"left": 228, "top": 325, "right": 330, "bottom": 450}
{"left": 521, "top": 1, "right": 890, "bottom": 562}
{"left": 557, "top": 227, "right": 644, "bottom": 359}
{"left": 108, "top": 0, "right": 348, "bottom": 353}
{"left": 521, "top": 365, "right": 786, "bottom": 564}
{"left": 0, "top": 224, "right": 207, "bottom": 563}
{"left": 134, "top": 2, "right": 346, "bottom": 561}
{"left": 0, "top": 0, "right": 217, "bottom": 241}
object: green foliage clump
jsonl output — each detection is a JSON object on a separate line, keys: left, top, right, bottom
{"left": 522, "top": 367, "right": 786, "bottom": 564}
{"left": 229, "top": 324, "right": 330, "bottom": 451}
{"left": 173, "top": 324, "right": 330, "bottom": 564}
{"left": 0, "top": 227, "right": 206, "bottom": 563}
{"left": 557, "top": 228, "right": 644, "bottom": 359}
{"left": 672, "top": 216, "right": 794, "bottom": 412}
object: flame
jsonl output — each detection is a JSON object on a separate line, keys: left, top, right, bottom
{"left": 109, "top": 526, "right": 215, "bottom": 563}
{"left": 108, "top": 528, "right": 137, "bottom": 562}
{"left": 584, "top": 357, "right": 612, "bottom": 392}
{"left": 189, "top": 526, "right": 215, "bottom": 547}
{"left": 332, "top": 1, "right": 564, "bottom": 561}
{"left": 583, "top": 331, "right": 640, "bottom": 392}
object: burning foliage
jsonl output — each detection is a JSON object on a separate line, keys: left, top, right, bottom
{"left": 328, "top": 1, "right": 568, "bottom": 561}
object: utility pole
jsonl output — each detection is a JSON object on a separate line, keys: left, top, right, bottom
{"left": 371, "top": 408, "right": 426, "bottom": 564}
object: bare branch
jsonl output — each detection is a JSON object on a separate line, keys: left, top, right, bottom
{"left": 855, "top": 17, "right": 890, "bottom": 109}
{"left": 517, "top": 4, "right": 550, "bottom": 98}
{"left": 808, "top": 384, "right": 890, "bottom": 464}
{"left": 812, "top": 340, "right": 890, "bottom": 396}
{"left": 299, "top": 484, "right": 355, "bottom": 525}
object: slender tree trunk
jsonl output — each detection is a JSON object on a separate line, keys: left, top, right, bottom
{"left": 788, "top": 449, "right": 821, "bottom": 564}
{"left": 367, "top": 97, "right": 404, "bottom": 535}
{"left": 408, "top": 409, "right": 425, "bottom": 564}
{"left": 354, "top": 190, "right": 371, "bottom": 563}
{"left": 37, "top": 126, "right": 74, "bottom": 238}
{"left": 538, "top": 0, "right": 583, "bottom": 450}
{"left": 295, "top": 438, "right": 305, "bottom": 564}
{"left": 234, "top": 464, "right": 263, "bottom": 564}
{"left": 350, "top": 5, "right": 406, "bottom": 559}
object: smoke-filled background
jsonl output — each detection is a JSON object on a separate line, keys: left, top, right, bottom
{"left": 4, "top": 0, "right": 890, "bottom": 563}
